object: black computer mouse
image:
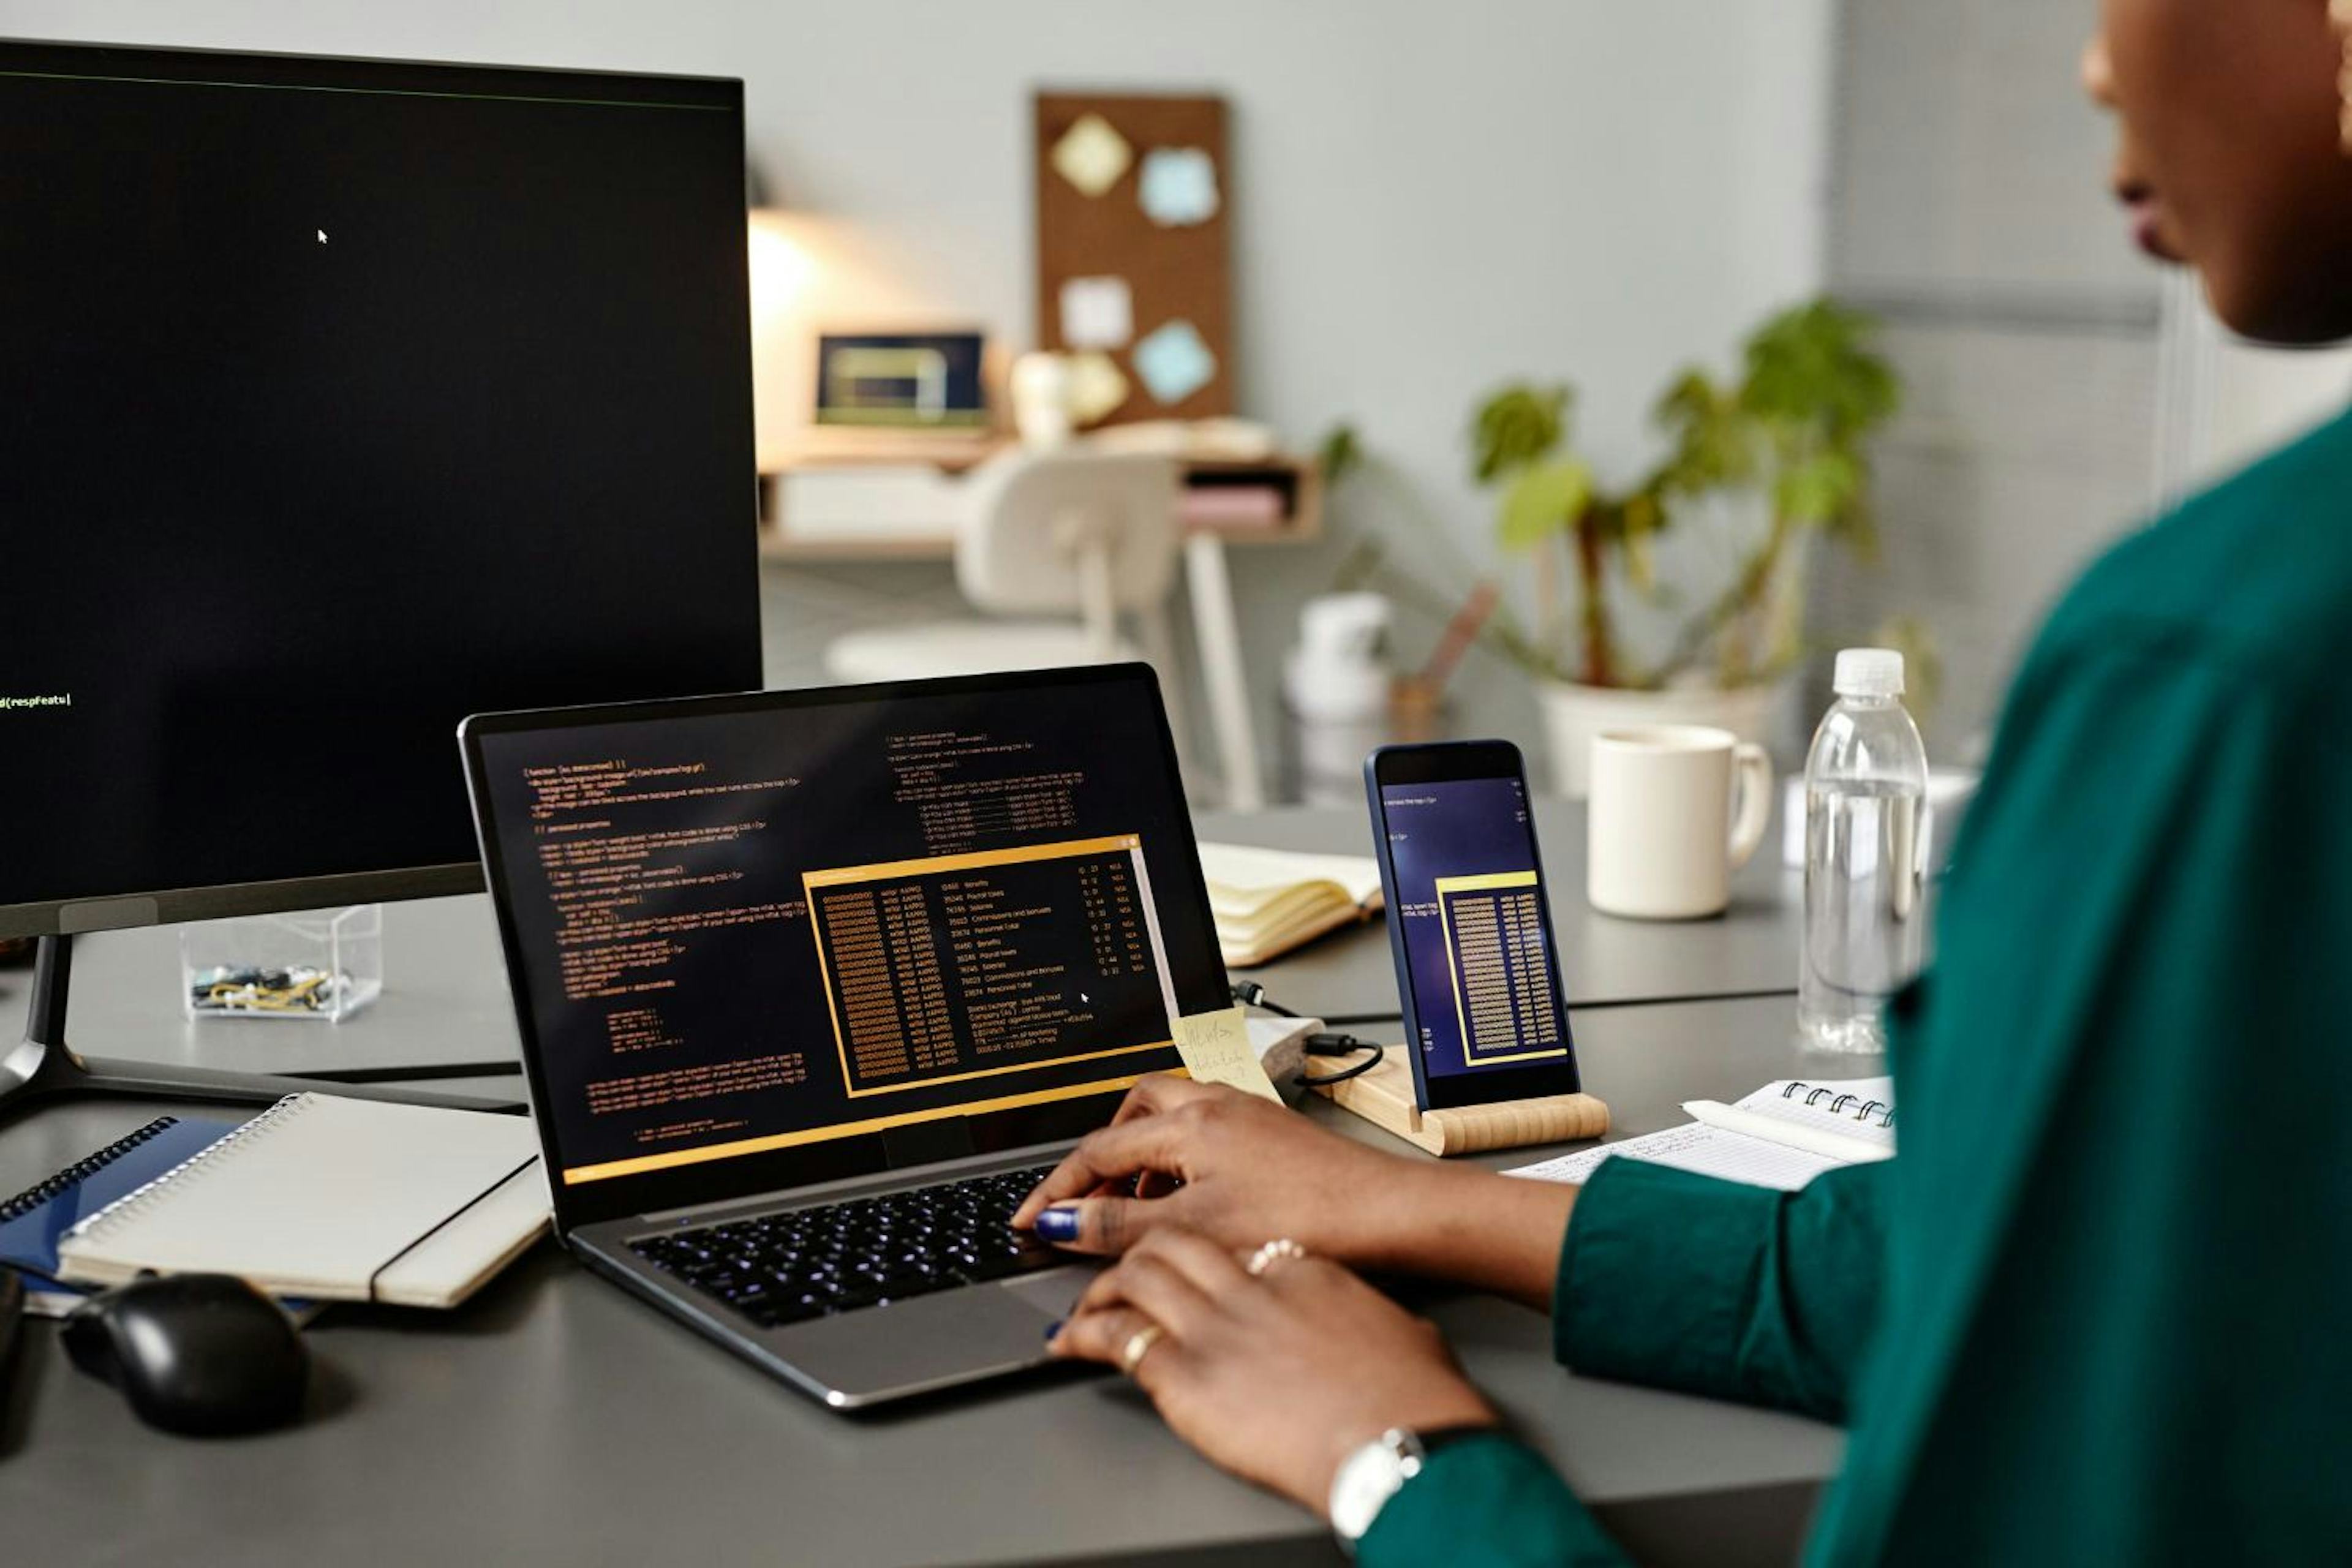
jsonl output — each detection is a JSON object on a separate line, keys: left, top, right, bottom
{"left": 62, "top": 1273, "right": 309, "bottom": 1435}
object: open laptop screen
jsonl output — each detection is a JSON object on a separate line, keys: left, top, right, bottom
{"left": 464, "top": 668, "right": 1224, "bottom": 1221}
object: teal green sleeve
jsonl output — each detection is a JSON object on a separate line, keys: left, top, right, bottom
{"left": 1353, "top": 1158, "right": 1891, "bottom": 1568}
{"left": 1357, "top": 1431, "right": 1629, "bottom": 1568}
{"left": 1553, "top": 1153, "right": 1890, "bottom": 1422}
{"left": 1810, "top": 638, "right": 2352, "bottom": 1564}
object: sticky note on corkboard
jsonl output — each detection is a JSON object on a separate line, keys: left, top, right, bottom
{"left": 1035, "top": 92, "right": 1231, "bottom": 426}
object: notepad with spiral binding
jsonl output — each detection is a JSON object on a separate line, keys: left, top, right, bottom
{"left": 55, "top": 1094, "right": 552, "bottom": 1310}
{"left": 0, "top": 1115, "right": 241, "bottom": 1317}
{"left": 1507, "top": 1076, "right": 1894, "bottom": 1192}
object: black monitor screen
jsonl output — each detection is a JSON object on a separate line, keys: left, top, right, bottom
{"left": 0, "top": 43, "right": 760, "bottom": 933}
{"left": 464, "top": 670, "right": 1226, "bottom": 1212}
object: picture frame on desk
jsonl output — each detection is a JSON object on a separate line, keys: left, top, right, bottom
{"left": 813, "top": 330, "right": 990, "bottom": 431}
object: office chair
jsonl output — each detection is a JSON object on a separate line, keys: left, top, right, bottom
{"left": 824, "top": 450, "right": 1189, "bottom": 737}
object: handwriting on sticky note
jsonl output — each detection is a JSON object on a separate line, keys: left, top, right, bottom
{"left": 1170, "top": 1005, "right": 1283, "bottom": 1102}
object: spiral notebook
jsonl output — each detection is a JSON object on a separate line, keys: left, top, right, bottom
{"left": 54, "top": 1094, "right": 551, "bottom": 1309}
{"left": 1, "top": 1114, "right": 243, "bottom": 1317}
{"left": 1507, "top": 1077, "right": 1894, "bottom": 1192}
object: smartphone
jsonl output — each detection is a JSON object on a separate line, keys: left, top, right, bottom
{"left": 1365, "top": 740, "right": 1582, "bottom": 1110}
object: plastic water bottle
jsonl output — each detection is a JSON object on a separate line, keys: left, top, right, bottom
{"left": 1798, "top": 649, "right": 1929, "bottom": 1054}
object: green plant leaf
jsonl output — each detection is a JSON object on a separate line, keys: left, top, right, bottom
{"left": 1317, "top": 423, "right": 1363, "bottom": 488}
{"left": 1623, "top": 530, "right": 1659, "bottom": 594}
{"left": 1471, "top": 383, "right": 1571, "bottom": 483}
{"left": 1497, "top": 459, "right": 1591, "bottom": 551}
{"left": 1620, "top": 491, "right": 1662, "bottom": 539}
{"left": 1650, "top": 371, "right": 1760, "bottom": 497}
{"left": 1774, "top": 449, "right": 1860, "bottom": 526}
{"left": 1740, "top": 300, "right": 1899, "bottom": 439}
{"left": 1828, "top": 481, "right": 1882, "bottom": 561}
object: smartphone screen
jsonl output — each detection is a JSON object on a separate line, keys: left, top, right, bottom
{"left": 1370, "top": 744, "right": 1580, "bottom": 1108}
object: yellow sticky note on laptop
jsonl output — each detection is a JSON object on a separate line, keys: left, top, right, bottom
{"left": 1171, "top": 1005, "right": 1284, "bottom": 1102}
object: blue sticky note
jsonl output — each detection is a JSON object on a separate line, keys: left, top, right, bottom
{"left": 1138, "top": 147, "right": 1219, "bottom": 227}
{"left": 1133, "top": 319, "right": 1217, "bottom": 405}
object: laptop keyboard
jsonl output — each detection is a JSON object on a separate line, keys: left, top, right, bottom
{"left": 626, "top": 1164, "right": 1067, "bottom": 1328}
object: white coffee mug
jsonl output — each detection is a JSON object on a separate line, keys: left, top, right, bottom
{"left": 1587, "top": 725, "right": 1774, "bottom": 919}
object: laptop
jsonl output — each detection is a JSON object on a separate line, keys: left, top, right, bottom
{"left": 458, "top": 665, "right": 1228, "bottom": 1408}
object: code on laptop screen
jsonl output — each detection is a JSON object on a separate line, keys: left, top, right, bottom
{"left": 473, "top": 677, "right": 1225, "bottom": 1187}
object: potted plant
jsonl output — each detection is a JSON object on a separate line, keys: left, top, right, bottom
{"left": 1474, "top": 299, "right": 1900, "bottom": 795}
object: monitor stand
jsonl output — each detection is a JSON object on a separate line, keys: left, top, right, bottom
{"left": 0, "top": 935, "right": 520, "bottom": 1124}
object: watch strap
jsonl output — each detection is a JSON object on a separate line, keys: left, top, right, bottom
{"left": 1329, "top": 1423, "right": 1505, "bottom": 1553}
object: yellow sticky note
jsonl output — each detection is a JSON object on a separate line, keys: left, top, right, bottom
{"left": 1170, "top": 1005, "right": 1284, "bottom": 1102}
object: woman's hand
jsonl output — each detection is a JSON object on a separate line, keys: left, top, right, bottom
{"left": 1046, "top": 1228, "right": 1498, "bottom": 1514}
{"left": 1011, "top": 1076, "right": 1425, "bottom": 1268}
{"left": 1011, "top": 1076, "right": 1582, "bottom": 1307}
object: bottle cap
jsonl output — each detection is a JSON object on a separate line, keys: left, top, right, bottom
{"left": 1834, "top": 647, "right": 1905, "bottom": 698}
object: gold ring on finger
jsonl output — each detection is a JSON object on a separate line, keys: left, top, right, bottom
{"left": 1246, "top": 1237, "right": 1308, "bottom": 1278}
{"left": 1118, "top": 1322, "right": 1165, "bottom": 1377}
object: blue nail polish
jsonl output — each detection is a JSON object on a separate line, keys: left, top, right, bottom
{"left": 1034, "top": 1206, "right": 1080, "bottom": 1243}
{"left": 1043, "top": 1319, "right": 1063, "bottom": 1343}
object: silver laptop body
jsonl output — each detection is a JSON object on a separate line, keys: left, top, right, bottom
{"left": 459, "top": 665, "right": 1224, "bottom": 1408}
{"left": 567, "top": 1142, "right": 1095, "bottom": 1408}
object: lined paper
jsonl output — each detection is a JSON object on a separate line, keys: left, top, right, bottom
{"left": 1506, "top": 1121, "right": 1844, "bottom": 1193}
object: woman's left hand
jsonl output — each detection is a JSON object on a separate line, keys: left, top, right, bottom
{"left": 1046, "top": 1228, "right": 1499, "bottom": 1515}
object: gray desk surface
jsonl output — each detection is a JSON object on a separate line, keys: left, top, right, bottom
{"left": 1197, "top": 798, "right": 1802, "bottom": 1020}
{"left": 0, "top": 896, "right": 521, "bottom": 1081}
{"left": 0, "top": 995, "right": 1864, "bottom": 1568}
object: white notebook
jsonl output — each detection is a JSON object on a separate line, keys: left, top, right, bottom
{"left": 57, "top": 1094, "right": 551, "bottom": 1308}
{"left": 1507, "top": 1077, "right": 1895, "bottom": 1193}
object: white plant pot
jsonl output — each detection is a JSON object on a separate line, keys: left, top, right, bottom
{"left": 1535, "top": 679, "right": 1783, "bottom": 799}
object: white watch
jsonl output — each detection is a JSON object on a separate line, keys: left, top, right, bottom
{"left": 1327, "top": 1428, "right": 1431, "bottom": 1554}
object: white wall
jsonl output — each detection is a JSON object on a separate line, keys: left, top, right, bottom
{"left": 2186, "top": 330, "right": 2352, "bottom": 490}
{"left": 1819, "top": 0, "right": 2165, "bottom": 760}
{"left": 4, "top": 0, "right": 1833, "bottom": 778}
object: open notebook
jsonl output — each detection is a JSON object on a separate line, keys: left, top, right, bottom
{"left": 1197, "top": 841, "right": 1384, "bottom": 967}
{"left": 55, "top": 1094, "right": 551, "bottom": 1308}
{"left": 1509, "top": 1077, "right": 1894, "bottom": 1192}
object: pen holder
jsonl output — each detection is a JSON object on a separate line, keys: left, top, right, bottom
{"left": 181, "top": 905, "right": 384, "bottom": 1023}
{"left": 1311, "top": 1048, "right": 1609, "bottom": 1157}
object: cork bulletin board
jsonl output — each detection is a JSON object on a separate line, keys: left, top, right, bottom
{"left": 1033, "top": 91, "right": 1231, "bottom": 428}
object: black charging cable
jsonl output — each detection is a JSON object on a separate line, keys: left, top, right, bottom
{"left": 1229, "top": 981, "right": 1387, "bottom": 1088}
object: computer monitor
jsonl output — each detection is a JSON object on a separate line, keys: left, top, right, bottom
{"left": 0, "top": 40, "right": 762, "bottom": 941}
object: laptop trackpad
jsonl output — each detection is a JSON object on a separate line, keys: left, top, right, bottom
{"left": 777, "top": 1267, "right": 1093, "bottom": 1404}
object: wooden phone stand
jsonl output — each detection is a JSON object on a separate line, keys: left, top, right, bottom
{"left": 1311, "top": 1047, "right": 1609, "bottom": 1158}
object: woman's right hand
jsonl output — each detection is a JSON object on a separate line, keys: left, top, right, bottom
{"left": 1009, "top": 1076, "right": 1429, "bottom": 1268}
{"left": 1011, "top": 1076, "right": 1584, "bottom": 1306}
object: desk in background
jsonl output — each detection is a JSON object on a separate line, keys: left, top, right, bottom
{"left": 759, "top": 444, "right": 1321, "bottom": 562}
{"left": 760, "top": 442, "right": 1322, "bottom": 813}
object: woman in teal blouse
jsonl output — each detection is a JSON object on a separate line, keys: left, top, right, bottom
{"left": 1015, "top": 2, "right": 2352, "bottom": 1560}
